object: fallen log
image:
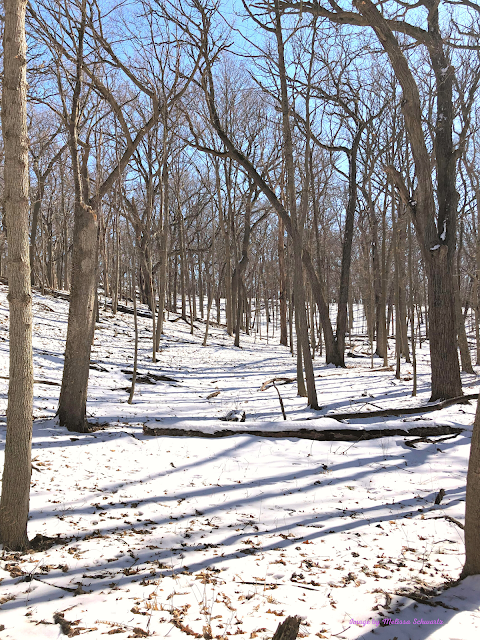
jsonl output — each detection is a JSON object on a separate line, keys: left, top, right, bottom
{"left": 143, "top": 423, "right": 463, "bottom": 442}
{"left": 120, "top": 369, "right": 179, "bottom": 383}
{"left": 308, "top": 393, "right": 478, "bottom": 421}
{"left": 260, "top": 377, "right": 296, "bottom": 391}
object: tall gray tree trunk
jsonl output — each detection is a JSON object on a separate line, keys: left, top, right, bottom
{"left": 0, "top": 0, "right": 34, "bottom": 551}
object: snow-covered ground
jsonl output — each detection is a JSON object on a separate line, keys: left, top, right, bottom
{"left": 0, "top": 283, "right": 479, "bottom": 639}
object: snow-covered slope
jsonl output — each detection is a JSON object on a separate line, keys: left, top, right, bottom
{"left": 0, "top": 284, "right": 478, "bottom": 639}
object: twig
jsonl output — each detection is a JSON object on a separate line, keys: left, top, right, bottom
{"left": 32, "top": 577, "right": 80, "bottom": 593}
{"left": 236, "top": 580, "right": 322, "bottom": 592}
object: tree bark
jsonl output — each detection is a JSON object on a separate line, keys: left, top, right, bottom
{"left": 272, "top": 616, "right": 301, "bottom": 640}
{"left": 0, "top": 0, "right": 34, "bottom": 551}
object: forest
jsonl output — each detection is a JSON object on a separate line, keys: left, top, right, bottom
{"left": 1, "top": 0, "right": 480, "bottom": 638}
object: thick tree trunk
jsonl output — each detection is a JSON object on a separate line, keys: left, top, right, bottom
{"left": 427, "top": 248, "right": 462, "bottom": 400}
{"left": 0, "top": 0, "right": 34, "bottom": 550}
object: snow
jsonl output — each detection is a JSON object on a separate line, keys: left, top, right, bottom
{"left": 440, "top": 221, "right": 447, "bottom": 241}
{"left": 0, "top": 284, "right": 479, "bottom": 639}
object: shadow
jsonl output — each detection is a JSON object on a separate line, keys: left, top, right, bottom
{"left": 0, "top": 423, "right": 469, "bottom": 616}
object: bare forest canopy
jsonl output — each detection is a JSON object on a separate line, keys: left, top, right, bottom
{"left": 2, "top": 0, "right": 480, "bottom": 411}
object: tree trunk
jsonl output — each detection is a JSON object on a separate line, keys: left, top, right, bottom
{"left": 427, "top": 248, "right": 462, "bottom": 400}
{"left": 278, "top": 219, "right": 288, "bottom": 346}
{"left": 58, "top": 201, "right": 98, "bottom": 431}
{"left": 112, "top": 205, "right": 119, "bottom": 314}
{"left": 128, "top": 267, "right": 138, "bottom": 405}
{"left": 29, "top": 174, "right": 45, "bottom": 286}
{"left": 397, "top": 206, "right": 410, "bottom": 361}
{"left": 454, "top": 275, "right": 474, "bottom": 374}
{"left": 461, "top": 398, "right": 480, "bottom": 578}
{"left": 0, "top": 0, "right": 34, "bottom": 551}
{"left": 273, "top": 2, "right": 318, "bottom": 408}
{"left": 335, "top": 128, "right": 363, "bottom": 366}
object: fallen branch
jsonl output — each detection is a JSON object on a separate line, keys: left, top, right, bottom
{"left": 121, "top": 369, "right": 179, "bottom": 384}
{"left": 309, "top": 393, "right": 478, "bottom": 421}
{"left": 170, "top": 314, "right": 200, "bottom": 330}
{"left": 0, "top": 375, "right": 61, "bottom": 386}
{"left": 424, "top": 515, "right": 464, "bottom": 530}
{"left": 33, "top": 577, "right": 83, "bottom": 593}
{"left": 272, "top": 382, "right": 287, "bottom": 421}
{"left": 405, "top": 433, "right": 461, "bottom": 448}
{"left": 236, "top": 579, "right": 321, "bottom": 592}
